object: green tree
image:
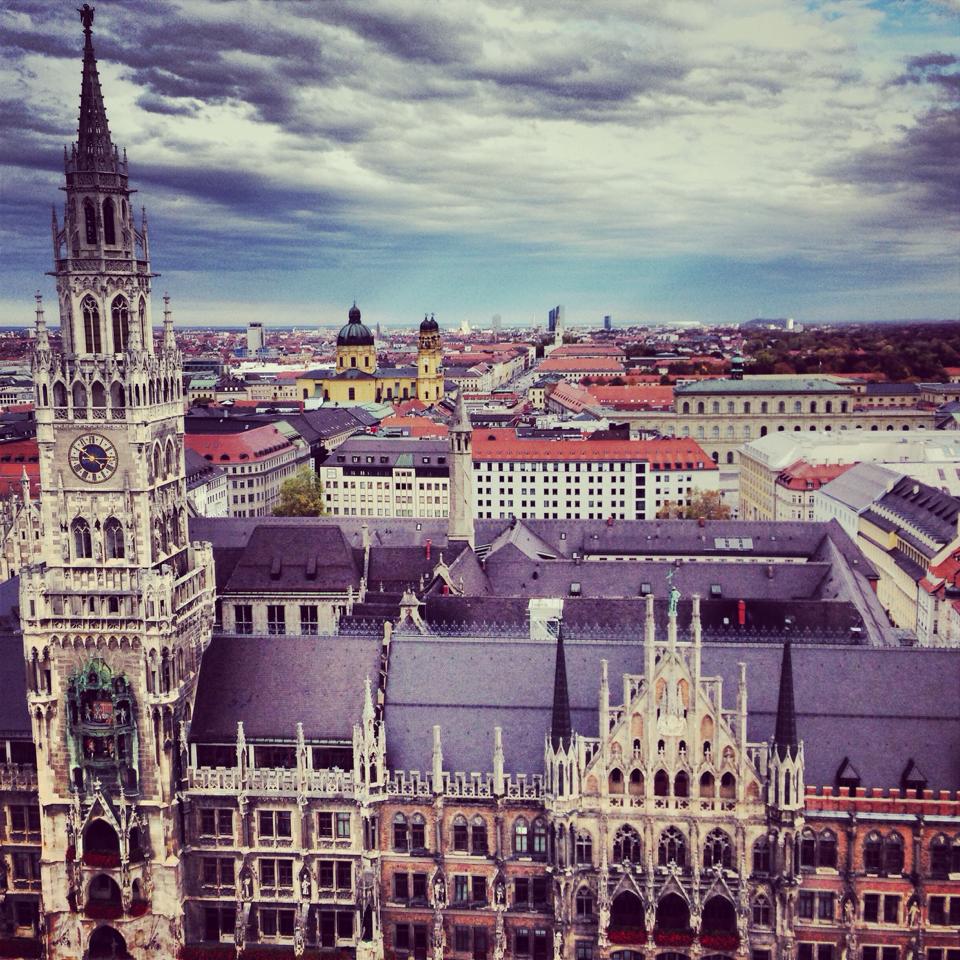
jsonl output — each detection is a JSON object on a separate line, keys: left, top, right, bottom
{"left": 656, "top": 490, "right": 732, "bottom": 521}
{"left": 273, "top": 466, "right": 326, "bottom": 516}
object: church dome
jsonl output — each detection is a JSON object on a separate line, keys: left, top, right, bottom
{"left": 337, "top": 302, "right": 374, "bottom": 347}
{"left": 420, "top": 313, "right": 440, "bottom": 334}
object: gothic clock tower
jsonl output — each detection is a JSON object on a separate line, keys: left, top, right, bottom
{"left": 19, "top": 7, "right": 215, "bottom": 958}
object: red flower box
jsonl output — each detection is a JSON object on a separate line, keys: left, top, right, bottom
{"left": 129, "top": 899, "right": 150, "bottom": 917}
{"left": 85, "top": 901, "right": 123, "bottom": 920}
{"left": 701, "top": 932, "right": 740, "bottom": 950}
{"left": 178, "top": 948, "right": 237, "bottom": 960}
{"left": 83, "top": 850, "right": 121, "bottom": 868}
{"left": 609, "top": 927, "right": 648, "bottom": 945}
{"left": 0, "top": 938, "right": 43, "bottom": 959}
{"left": 654, "top": 929, "right": 694, "bottom": 947}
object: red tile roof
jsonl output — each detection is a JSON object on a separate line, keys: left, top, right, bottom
{"left": 539, "top": 357, "right": 626, "bottom": 373}
{"left": 776, "top": 459, "right": 856, "bottom": 490}
{"left": 550, "top": 343, "right": 623, "bottom": 357}
{"left": 0, "top": 438, "right": 40, "bottom": 496}
{"left": 379, "top": 416, "right": 448, "bottom": 438}
{"left": 586, "top": 384, "right": 675, "bottom": 408}
{"left": 472, "top": 429, "right": 717, "bottom": 468}
{"left": 185, "top": 424, "right": 296, "bottom": 463}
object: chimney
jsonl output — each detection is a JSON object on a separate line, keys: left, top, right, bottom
{"left": 698, "top": 516, "right": 705, "bottom": 527}
{"left": 737, "top": 599, "right": 746, "bottom": 627}
{"left": 425, "top": 538, "right": 432, "bottom": 561}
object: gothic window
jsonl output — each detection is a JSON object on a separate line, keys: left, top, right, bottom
{"left": 719, "top": 772, "right": 736, "bottom": 798}
{"left": 54, "top": 381, "right": 67, "bottom": 407}
{"left": 532, "top": 818, "right": 548, "bottom": 858}
{"left": 165, "top": 439, "right": 177, "bottom": 476}
{"left": 700, "top": 772, "right": 715, "bottom": 798}
{"left": 110, "top": 381, "right": 125, "bottom": 409}
{"left": 452, "top": 815, "right": 469, "bottom": 852}
{"left": 863, "top": 832, "right": 882, "bottom": 873}
{"left": 798, "top": 828, "right": 817, "bottom": 869}
{"left": 609, "top": 767, "right": 624, "bottom": 794}
{"left": 138, "top": 296, "right": 146, "bottom": 344}
{"left": 818, "top": 830, "right": 838, "bottom": 869}
{"left": 883, "top": 833, "right": 904, "bottom": 874}
{"left": 513, "top": 818, "right": 529, "bottom": 855}
{"left": 752, "top": 893, "right": 772, "bottom": 926}
{"left": 654, "top": 769, "right": 669, "bottom": 797}
{"left": 575, "top": 832, "right": 593, "bottom": 865}
{"left": 752, "top": 837, "right": 771, "bottom": 874}
{"left": 576, "top": 886, "right": 594, "bottom": 918}
{"left": 629, "top": 769, "right": 644, "bottom": 797}
{"left": 153, "top": 444, "right": 162, "bottom": 480}
{"left": 410, "top": 814, "right": 426, "bottom": 850}
{"left": 91, "top": 381, "right": 106, "bottom": 408}
{"left": 84, "top": 200, "right": 97, "bottom": 244}
{"left": 658, "top": 827, "right": 686, "bottom": 868}
{"left": 471, "top": 817, "right": 487, "bottom": 855}
{"left": 703, "top": 829, "right": 733, "bottom": 870}
{"left": 81, "top": 296, "right": 102, "bottom": 353}
{"left": 72, "top": 518, "right": 92, "bottom": 559}
{"left": 104, "top": 517, "right": 124, "bottom": 559}
{"left": 111, "top": 296, "right": 129, "bottom": 352}
{"left": 613, "top": 825, "right": 642, "bottom": 863}
{"left": 72, "top": 380, "right": 88, "bottom": 410}
{"left": 674, "top": 771, "right": 689, "bottom": 797}
{"left": 102, "top": 198, "right": 116, "bottom": 245}
{"left": 930, "top": 834, "right": 960, "bottom": 877}
{"left": 392, "top": 814, "right": 408, "bottom": 851}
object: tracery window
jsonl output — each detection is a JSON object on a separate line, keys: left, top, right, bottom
{"left": 410, "top": 814, "right": 426, "bottom": 851}
{"left": 613, "top": 825, "right": 641, "bottom": 863}
{"left": 82, "top": 296, "right": 102, "bottom": 353}
{"left": 452, "top": 815, "right": 468, "bottom": 852}
{"left": 576, "top": 886, "right": 594, "bottom": 917}
{"left": 84, "top": 200, "right": 97, "bottom": 245}
{"left": 863, "top": 832, "right": 882, "bottom": 873}
{"left": 102, "top": 198, "right": 116, "bottom": 246}
{"left": 111, "top": 296, "right": 129, "bottom": 352}
{"left": 752, "top": 837, "right": 771, "bottom": 874}
{"left": 513, "top": 818, "right": 528, "bottom": 855}
{"left": 883, "top": 833, "right": 904, "bottom": 874}
{"left": 471, "top": 816, "right": 487, "bottom": 855}
{"left": 575, "top": 832, "right": 593, "bottom": 865}
{"left": 532, "top": 818, "right": 548, "bottom": 858}
{"left": 752, "top": 893, "right": 772, "bottom": 926}
{"left": 703, "top": 829, "right": 733, "bottom": 870}
{"left": 392, "top": 814, "right": 408, "bottom": 851}
{"left": 658, "top": 827, "right": 686, "bottom": 868}
{"left": 72, "top": 518, "right": 92, "bottom": 559}
{"left": 930, "top": 834, "right": 960, "bottom": 878}
{"left": 104, "top": 517, "right": 124, "bottom": 559}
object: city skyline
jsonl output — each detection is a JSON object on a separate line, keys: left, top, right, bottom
{"left": 1, "top": 0, "right": 958, "bottom": 329}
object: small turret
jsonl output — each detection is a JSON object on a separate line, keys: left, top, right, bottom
{"left": 34, "top": 291, "right": 49, "bottom": 353}
{"left": 768, "top": 641, "right": 804, "bottom": 813}
{"left": 162, "top": 292, "right": 176, "bottom": 353}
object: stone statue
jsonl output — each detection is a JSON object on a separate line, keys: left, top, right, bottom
{"left": 907, "top": 897, "right": 920, "bottom": 927}
{"left": 240, "top": 868, "right": 253, "bottom": 901}
{"left": 494, "top": 878, "right": 505, "bottom": 907}
{"left": 842, "top": 896, "right": 855, "bottom": 926}
{"left": 553, "top": 928, "right": 563, "bottom": 960}
{"left": 300, "top": 871, "right": 311, "bottom": 899}
{"left": 668, "top": 585, "right": 681, "bottom": 616}
{"left": 433, "top": 873, "right": 446, "bottom": 908}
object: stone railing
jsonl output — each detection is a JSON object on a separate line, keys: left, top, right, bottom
{"left": 0, "top": 764, "right": 39, "bottom": 791}
{"left": 384, "top": 770, "right": 544, "bottom": 801}
{"left": 186, "top": 765, "right": 355, "bottom": 798}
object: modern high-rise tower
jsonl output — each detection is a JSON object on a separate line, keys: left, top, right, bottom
{"left": 19, "top": 7, "right": 216, "bottom": 957}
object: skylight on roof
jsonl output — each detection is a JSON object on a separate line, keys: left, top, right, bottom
{"left": 713, "top": 537, "right": 753, "bottom": 550}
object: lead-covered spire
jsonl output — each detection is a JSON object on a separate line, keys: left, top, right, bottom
{"left": 773, "top": 641, "right": 799, "bottom": 759}
{"left": 550, "top": 620, "right": 572, "bottom": 750}
{"left": 75, "top": 4, "right": 115, "bottom": 171}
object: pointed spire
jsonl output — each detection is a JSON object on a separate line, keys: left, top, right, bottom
{"left": 34, "top": 291, "right": 49, "bottom": 351}
{"left": 362, "top": 676, "right": 375, "bottom": 727}
{"left": 431, "top": 725, "right": 444, "bottom": 794}
{"left": 492, "top": 727, "right": 505, "bottom": 796}
{"left": 774, "top": 641, "right": 799, "bottom": 759}
{"left": 452, "top": 389, "right": 471, "bottom": 432}
{"left": 550, "top": 620, "right": 572, "bottom": 750}
{"left": 76, "top": 4, "right": 114, "bottom": 171}
{"left": 162, "top": 292, "right": 176, "bottom": 352}
{"left": 20, "top": 466, "right": 30, "bottom": 503}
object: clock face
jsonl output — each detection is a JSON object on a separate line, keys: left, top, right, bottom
{"left": 69, "top": 434, "right": 119, "bottom": 483}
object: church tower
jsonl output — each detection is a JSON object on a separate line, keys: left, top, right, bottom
{"left": 19, "top": 7, "right": 215, "bottom": 958}
{"left": 447, "top": 392, "right": 474, "bottom": 546}
{"left": 416, "top": 313, "right": 444, "bottom": 403}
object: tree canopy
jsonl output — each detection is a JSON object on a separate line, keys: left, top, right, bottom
{"left": 273, "top": 466, "right": 326, "bottom": 517}
{"left": 656, "top": 489, "right": 732, "bottom": 520}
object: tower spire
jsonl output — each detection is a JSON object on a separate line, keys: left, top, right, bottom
{"left": 773, "top": 641, "right": 799, "bottom": 759}
{"left": 75, "top": 4, "right": 114, "bottom": 171}
{"left": 550, "top": 620, "right": 572, "bottom": 750}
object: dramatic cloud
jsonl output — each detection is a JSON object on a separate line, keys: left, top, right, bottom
{"left": 0, "top": 0, "right": 957, "bottom": 326}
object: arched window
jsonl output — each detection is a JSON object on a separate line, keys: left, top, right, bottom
{"left": 104, "top": 517, "right": 124, "bottom": 560}
{"left": 752, "top": 837, "right": 771, "bottom": 874}
{"left": 719, "top": 772, "right": 736, "bottom": 798}
{"left": 609, "top": 767, "right": 624, "bottom": 794}
{"left": 165, "top": 440, "right": 176, "bottom": 477}
{"left": 682, "top": 402, "right": 690, "bottom": 414}
{"left": 697, "top": 402, "right": 705, "bottom": 415}
{"left": 138, "top": 297, "right": 146, "bottom": 345}
{"left": 72, "top": 518, "right": 92, "bottom": 559}
{"left": 744, "top": 401, "right": 751, "bottom": 413}
{"left": 111, "top": 296, "right": 129, "bottom": 352}
{"left": 410, "top": 813, "right": 426, "bottom": 850}
{"left": 778, "top": 400, "right": 786, "bottom": 413}
{"left": 863, "top": 831, "right": 882, "bottom": 873}
{"left": 700, "top": 772, "right": 715, "bottom": 798}
{"left": 153, "top": 445, "right": 162, "bottom": 480}
{"left": 575, "top": 832, "right": 593, "bottom": 865}
{"left": 797, "top": 828, "right": 816, "bottom": 869}
{"left": 696, "top": 426, "right": 705, "bottom": 440}
{"left": 930, "top": 834, "right": 960, "bottom": 878}
{"left": 727, "top": 401, "right": 734, "bottom": 413}
{"left": 725, "top": 451, "right": 734, "bottom": 464}
{"left": 471, "top": 816, "right": 487, "bottom": 855}
{"left": 576, "top": 885, "right": 594, "bottom": 917}
{"left": 825, "top": 401, "right": 833, "bottom": 413}
{"left": 712, "top": 401, "right": 720, "bottom": 414}
{"left": 760, "top": 425, "right": 768, "bottom": 437}
{"left": 629, "top": 768, "right": 644, "bottom": 797}
{"left": 72, "top": 381, "right": 87, "bottom": 410}
{"left": 654, "top": 769, "right": 669, "bottom": 797}
{"left": 703, "top": 829, "right": 733, "bottom": 870}
{"left": 84, "top": 200, "right": 97, "bottom": 245}
{"left": 110, "top": 381, "right": 125, "bottom": 410}
{"left": 54, "top": 381, "right": 67, "bottom": 408}
{"left": 818, "top": 830, "right": 837, "bottom": 869}
{"left": 90, "top": 382, "right": 106, "bottom": 408}
{"left": 613, "top": 825, "right": 641, "bottom": 863}
{"left": 81, "top": 296, "right": 102, "bottom": 353}
{"left": 711, "top": 426, "right": 720, "bottom": 439}
{"left": 452, "top": 815, "right": 469, "bottom": 852}
{"left": 658, "top": 827, "right": 686, "bottom": 868}
{"left": 513, "top": 818, "right": 529, "bottom": 855}
{"left": 726, "top": 425, "right": 734, "bottom": 438}
{"left": 674, "top": 771, "right": 689, "bottom": 797}
{"left": 102, "top": 198, "right": 116, "bottom": 246}
{"left": 761, "top": 401, "right": 768, "bottom": 414}
{"left": 883, "top": 833, "right": 904, "bottom": 874}
{"left": 532, "top": 818, "right": 547, "bottom": 858}
{"left": 392, "top": 813, "right": 408, "bottom": 850}
{"left": 752, "top": 893, "right": 772, "bottom": 926}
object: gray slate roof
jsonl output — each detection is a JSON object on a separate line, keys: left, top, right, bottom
{"left": 816, "top": 462, "right": 901, "bottom": 513}
{"left": 190, "top": 634, "right": 382, "bottom": 742}
{"left": 675, "top": 377, "right": 851, "bottom": 396}
{"left": 385, "top": 635, "right": 960, "bottom": 791}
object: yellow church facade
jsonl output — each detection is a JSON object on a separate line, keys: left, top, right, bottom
{"left": 296, "top": 305, "right": 444, "bottom": 405}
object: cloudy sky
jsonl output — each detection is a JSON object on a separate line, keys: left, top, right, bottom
{"left": 1, "top": 0, "right": 957, "bottom": 329}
